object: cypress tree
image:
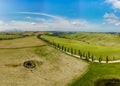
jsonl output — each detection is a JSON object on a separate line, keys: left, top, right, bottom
{"left": 64, "top": 47, "right": 66, "bottom": 52}
{"left": 54, "top": 43, "right": 57, "bottom": 48}
{"left": 85, "top": 54, "right": 89, "bottom": 61}
{"left": 78, "top": 50, "right": 81, "bottom": 58}
{"left": 80, "top": 52, "right": 83, "bottom": 58}
{"left": 91, "top": 55, "right": 94, "bottom": 62}
{"left": 74, "top": 49, "right": 77, "bottom": 55}
{"left": 113, "top": 56, "right": 115, "bottom": 60}
{"left": 57, "top": 43, "right": 60, "bottom": 49}
{"left": 71, "top": 48, "right": 73, "bottom": 55}
{"left": 83, "top": 52, "right": 85, "bottom": 57}
{"left": 67, "top": 48, "right": 69, "bottom": 52}
{"left": 99, "top": 56, "right": 102, "bottom": 63}
{"left": 106, "top": 56, "right": 109, "bottom": 63}
{"left": 88, "top": 51, "right": 91, "bottom": 59}
{"left": 37, "top": 34, "right": 41, "bottom": 39}
{"left": 62, "top": 45, "right": 64, "bottom": 51}
{"left": 78, "top": 50, "right": 81, "bottom": 55}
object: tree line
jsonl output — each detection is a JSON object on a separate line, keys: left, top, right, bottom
{"left": 38, "top": 35, "right": 112, "bottom": 63}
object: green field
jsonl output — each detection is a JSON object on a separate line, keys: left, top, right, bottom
{"left": 61, "top": 32, "right": 120, "bottom": 46}
{"left": 41, "top": 35, "right": 120, "bottom": 60}
{"left": 0, "top": 34, "right": 23, "bottom": 40}
{"left": 70, "top": 63, "right": 120, "bottom": 86}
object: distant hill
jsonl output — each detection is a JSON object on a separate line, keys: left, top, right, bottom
{"left": 59, "top": 32, "right": 120, "bottom": 46}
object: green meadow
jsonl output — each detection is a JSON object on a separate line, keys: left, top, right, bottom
{"left": 0, "top": 34, "right": 23, "bottom": 40}
{"left": 70, "top": 62, "right": 120, "bottom": 86}
{"left": 41, "top": 34, "right": 120, "bottom": 60}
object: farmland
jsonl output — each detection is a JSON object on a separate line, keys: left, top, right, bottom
{"left": 1, "top": 32, "right": 120, "bottom": 86}
{"left": 0, "top": 35, "right": 87, "bottom": 86}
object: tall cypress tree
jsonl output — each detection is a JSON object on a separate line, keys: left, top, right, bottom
{"left": 78, "top": 50, "right": 81, "bottom": 55}
{"left": 64, "top": 47, "right": 66, "bottom": 52}
{"left": 88, "top": 51, "right": 91, "bottom": 59}
{"left": 62, "top": 45, "right": 64, "bottom": 51}
{"left": 74, "top": 49, "right": 77, "bottom": 55}
{"left": 106, "top": 56, "right": 109, "bottom": 63}
{"left": 57, "top": 43, "right": 60, "bottom": 49}
{"left": 67, "top": 48, "right": 69, "bottom": 52}
{"left": 91, "top": 55, "right": 94, "bottom": 62}
{"left": 83, "top": 52, "right": 85, "bottom": 57}
{"left": 71, "top": 48, "right": 73, "bottom": 55}
{"left": 99, "top": 56, "right": 102, "bottom": 63}
{"left": 78, "top": 50, "right": 81, "bottom": 58}
{"left": 85, "top": 54, "right": 88, "bottom": 61}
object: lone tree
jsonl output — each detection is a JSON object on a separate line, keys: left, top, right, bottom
{"left": 106, "top": 56, "right": 109, "bottom": 63}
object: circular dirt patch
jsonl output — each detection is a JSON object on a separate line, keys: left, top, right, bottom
{"left": 23, "top": 60, "right": 36, "bottom": 68}
{"left": 94, "top": 78, "right": 120, "bottom": 86}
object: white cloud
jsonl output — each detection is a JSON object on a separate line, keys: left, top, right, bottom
{"left": 106, "top": 0, "right": 120, "bottom": 9}
{"left": 31, "top": 22, "right": 36, "bottom": 25}
{"left": 103, "top": 13, "right": 120, "bottom": 26}
{"left": 5, "top": 12, "right": 87, "bottom": 31}
{"left": 0, "top": 20, "right": 4, "bottom": 25}
{"left": 103, "top": 13, "right": 118, "bottom": 19}
{"left": 0, "top": 12, "right": 104, "bottom": 32}
{"left": 36, "top": 18, "right": 46, "bottom": 22}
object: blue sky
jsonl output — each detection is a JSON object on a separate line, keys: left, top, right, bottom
{"left": 0, "top": 0, "right": 120, "bottom": 32}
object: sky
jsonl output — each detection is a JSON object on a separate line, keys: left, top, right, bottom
{"left": 0, "top": 0, "right": 120, "bottom": 32}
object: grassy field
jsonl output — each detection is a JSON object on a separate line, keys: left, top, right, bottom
{"left": 70, "top": 62, "right": 120, "bottom": 86}
{"left": 61, "top": 32, "right": 120, "bottom": 46}
{"left": 0, "top": 34, "right": 23, "bottom": 40}
{"left": 0, "top": 36, "right": 45, "bottom": 48}
{"left": 41, "top": 35, "right": 120, "bottom": 60}
{"left": 0, "top": 36, "right": 87, "bottom": 86}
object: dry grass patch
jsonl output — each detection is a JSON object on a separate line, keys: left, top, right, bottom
{"left": 0, "top": 36, "right": 45, "bottom": 48}
{"left": 0, "top": 37, "right": 88, "bottom": 86}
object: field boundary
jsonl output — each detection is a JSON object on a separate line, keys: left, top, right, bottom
{"left": 0, "top": 45, "right": 47, "bottom": 49}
